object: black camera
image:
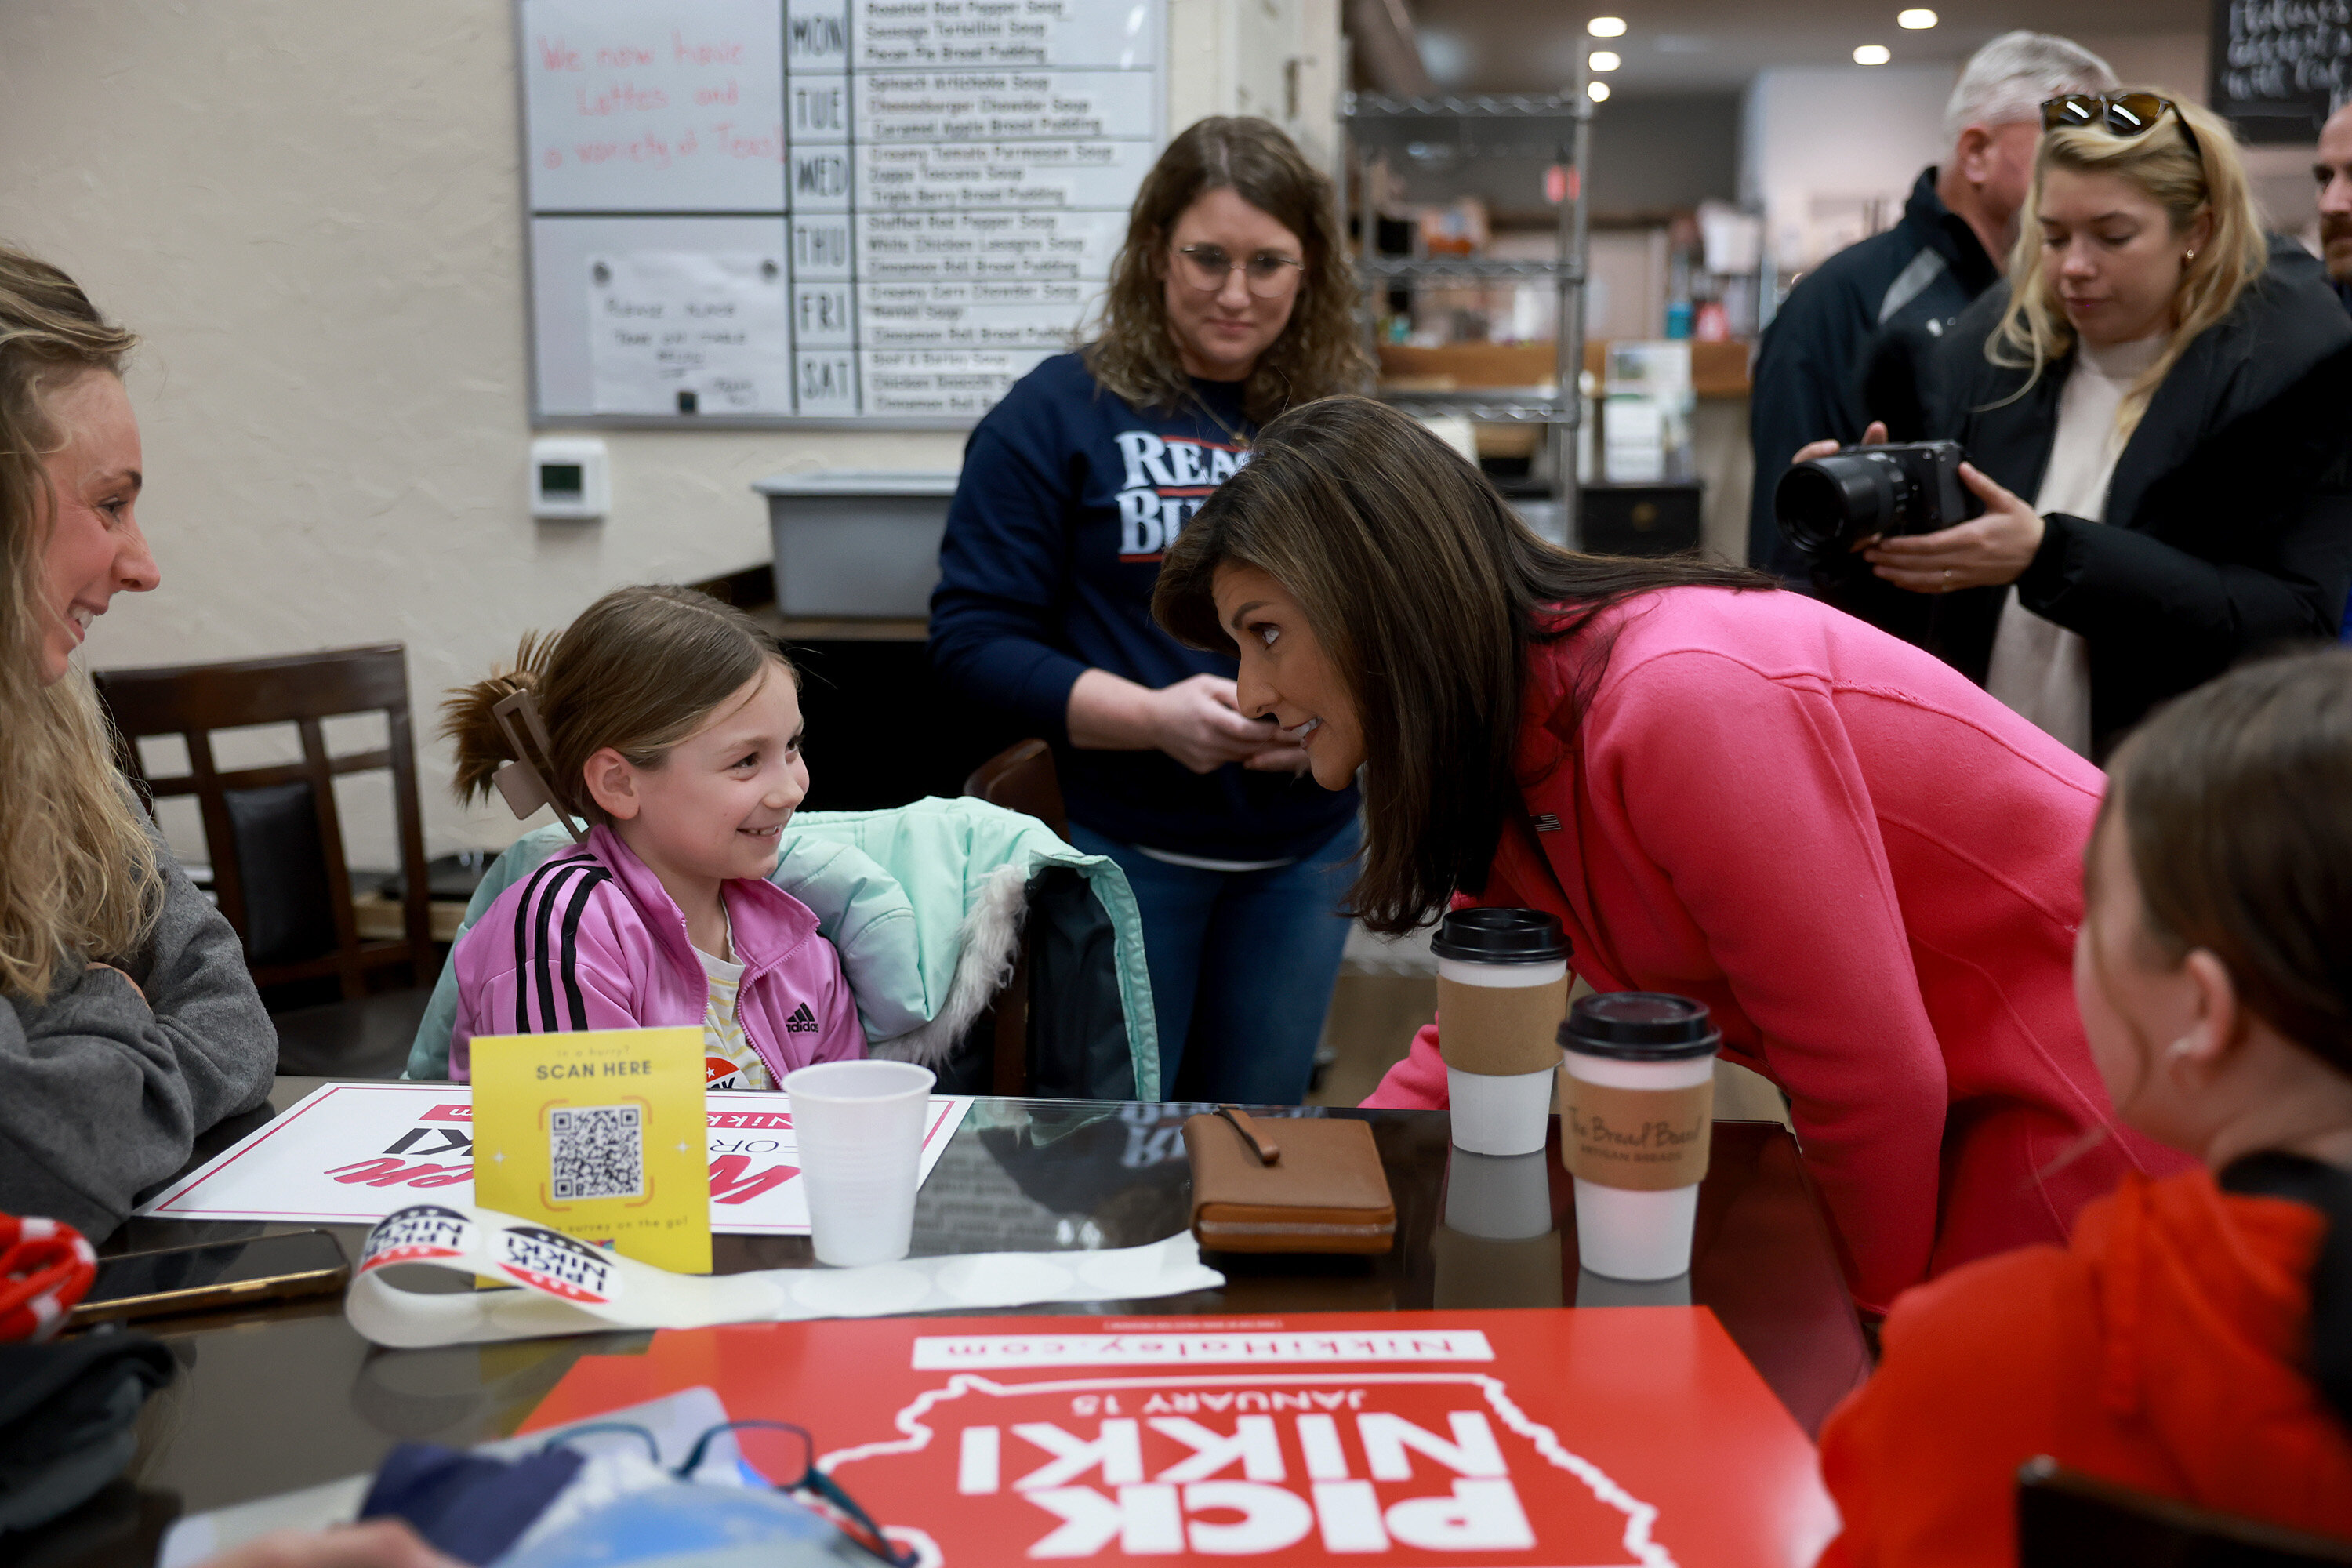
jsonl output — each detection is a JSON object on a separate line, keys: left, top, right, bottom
{"left": 1774, "top": 439, "right": 1983, "bottom": 557}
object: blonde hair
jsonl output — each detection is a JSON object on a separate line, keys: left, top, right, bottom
{"left": 442, "top": 585, "right": 793, "bottom": 826}
{"left": 0, "top": 241, "right": 162, "bottom": 1000}
{"left": 1083, "top": 117, "right": 1371, "bottom": 426}
{"left": 1990, "top": 94, "right": 2266, "bottom": 442}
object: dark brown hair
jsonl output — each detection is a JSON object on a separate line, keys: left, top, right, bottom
{"left": 1155, "top": 395, "right": 1772, "bottom": 933}
{"left": 443, "top": 585, "right": 793, "bottom": 826}
{"left": 1083, "top": 117, "right": 1370, "bottom": 426}
{"left": 2103, "top": 646, "right": 2352, "bottom": 1077}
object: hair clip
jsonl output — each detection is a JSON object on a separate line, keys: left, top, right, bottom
{"left": 490, "top": 688, "right": 587, "bottom": 844}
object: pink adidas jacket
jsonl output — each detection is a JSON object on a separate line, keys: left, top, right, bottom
{"left": 449, "top": 824, "right": 862, "bottom": 1083}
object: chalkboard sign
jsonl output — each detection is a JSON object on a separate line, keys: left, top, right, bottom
{"left": 2211, "top": 0, "right": 2350, "bottom": 143}
{"left": 519, "top": 0, "right": 1164, "bottom": 426}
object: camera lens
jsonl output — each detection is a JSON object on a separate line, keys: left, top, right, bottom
{"left": 1776, "top": 452, "right": 1900, "bottom": 556}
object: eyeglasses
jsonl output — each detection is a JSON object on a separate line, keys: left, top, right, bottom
{"left": 1172, "top": 242, "right": 1305, "bottom": 298}
{"left": 557, "top": 1418, "right": 916, "bottom": 1568}
{"left": 2040, "top": 93, "right": 2203, "bottom": 164}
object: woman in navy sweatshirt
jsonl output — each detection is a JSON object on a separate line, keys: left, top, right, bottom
{"left": 928, "top": 117, "right": 1373, "bottom": 1102}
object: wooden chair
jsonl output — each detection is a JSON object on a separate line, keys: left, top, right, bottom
{"left": 2017, "top": 1457, "right": 2352, "bottom": 1566}
{"left": 96, "top": 644, "right": 433, "bottom": 1003}
{"left": 963, "top": 737, "right": 1068, "bottom": 843}
{"left": 960, "top": 739, "right": 1069, "bottom": 1094}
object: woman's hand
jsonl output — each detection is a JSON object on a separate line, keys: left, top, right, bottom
{"left": 1067, "top": 670, "right": 1308, "bottom": 774}
{"left": 1148, "top": 674, "right": 1308, "bottom": 774}
{"left": 87, "top": 961, "right": 144, "bottom": 1001}
{"left": 1863, "top": 463, "right": 2045, "bottom": 594}
{"left": 1788, "top": 420, "right": 1888, "bottom": 470}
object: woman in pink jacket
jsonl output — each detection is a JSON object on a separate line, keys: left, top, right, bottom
{"left": 1153, "top": 397, "right": 2184, "bottom": 1310}
{"left": 441, "top": 586, "right": 862, "bottom": 1087}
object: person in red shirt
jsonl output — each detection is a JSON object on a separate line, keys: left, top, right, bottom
{"left": 1150, "top": 394, "right": 2182, "bottom": 1312}
{"left": 1814, "top": 648, "right": 2352, "bottom": 1563}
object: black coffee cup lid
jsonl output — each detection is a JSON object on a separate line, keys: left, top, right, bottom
{"left": 1559, "top": 993, "right": 1720, "bottom": 1059}
{"left": 1430, "top": 907, "right": 1570, "bottom": 964}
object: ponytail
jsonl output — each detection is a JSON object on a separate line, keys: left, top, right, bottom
{"left": 441, "top": 631, "right": 570, "bottom": 811}
{"left": 440, "top": 586, "right": 789, "bottom": 830}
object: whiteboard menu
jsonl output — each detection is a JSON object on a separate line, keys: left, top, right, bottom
{"left": 520, "top": 0, "right": 1163, "bottom": 423}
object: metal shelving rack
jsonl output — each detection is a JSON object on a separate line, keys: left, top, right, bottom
{"left": 1341, "top": 53, "right": 1593, "bottom": 542}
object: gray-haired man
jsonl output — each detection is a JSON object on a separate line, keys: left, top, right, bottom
{"left": 1747, "top": 31, "right": 2117, "bottom": 583}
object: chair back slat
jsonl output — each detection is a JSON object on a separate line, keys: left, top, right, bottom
{"left": 2017, "top": 1457, "right": 2352, "bottom": 1566}
{"left": 95, "top": 643, "right": 432, "bottom": 999}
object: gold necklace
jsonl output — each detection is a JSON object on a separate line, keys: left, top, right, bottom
{"left": 1189, "top": 384, "right": 1252, "bottom": 450}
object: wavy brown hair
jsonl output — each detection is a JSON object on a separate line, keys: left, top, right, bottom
{"left": 443, "top": 585, "right": 794, "bottom": 829}
{"left": 1084, "top": 117, "right": 1370, "bottom": 426}
{"left": 1155, "top": 397, "right": 1772, "bottom": 933}
{"left": 0, "top": 242, "right": 161, "bottom": 1000}
{"left": 1990, "top": 94, "right": 2264, "bottom": 442}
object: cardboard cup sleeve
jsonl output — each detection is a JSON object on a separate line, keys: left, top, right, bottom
{"left": 1437, "top": 975, "right": 1572, "bottom": 1076}
{"left": 1560, "top": 1073, "right": 1715, "bottom": 1192}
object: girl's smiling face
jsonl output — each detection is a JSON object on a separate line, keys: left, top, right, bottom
{"left": 1213, "top": 561, "right": 1364, "bottom": 791}
{"left": 586, "top": 661, "right": 809, "bottom": 887}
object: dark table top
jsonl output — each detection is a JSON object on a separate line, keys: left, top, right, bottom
{"left": 29, "top": 1079, "right": 1867, "bottom": 1568}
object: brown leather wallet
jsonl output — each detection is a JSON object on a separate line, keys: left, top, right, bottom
{"left": 1181, "top": 1107, "right": 1396, "bottom": 1254}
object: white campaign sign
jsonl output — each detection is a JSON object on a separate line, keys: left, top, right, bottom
{"left": 136, "top": 1082, "right": 971, "bottom": 1235}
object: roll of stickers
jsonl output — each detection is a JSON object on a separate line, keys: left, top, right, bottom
{"left": 346, "top": 1203, "right": 1225, "bottom": 1348}
{"left": 0, "top": 1214, "right": 96, "bottom": 1342}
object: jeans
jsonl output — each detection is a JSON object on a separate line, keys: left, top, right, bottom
{"left": 1070, "top": 816, "right": 1359, "bottom": 1105}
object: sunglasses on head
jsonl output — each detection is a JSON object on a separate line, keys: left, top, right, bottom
{"left": 2040, "top": 93, "right": 2203, "bottom": 163}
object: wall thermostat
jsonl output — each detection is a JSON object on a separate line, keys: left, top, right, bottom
{"left": 531, "top": 437, "right": 609, "bottom": 521}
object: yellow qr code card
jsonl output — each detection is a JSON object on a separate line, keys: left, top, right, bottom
{"left": 470, "top": 1026, "right": 711, "bottom": 1274}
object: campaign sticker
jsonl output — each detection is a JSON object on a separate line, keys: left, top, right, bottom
{"left": 359, "top": 1204, "right": 476, "bottom": 1272}
{"left": 497, "top": 1225, "right": 625, "bottom": 1305}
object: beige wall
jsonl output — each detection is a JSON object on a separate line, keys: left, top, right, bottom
{"left": 0, "top": 0, "right": 1332, "bottom": 865}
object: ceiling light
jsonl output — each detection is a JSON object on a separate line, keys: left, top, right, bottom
{"left": 1587, "top": 16, "right": 1627, "bottom": 37}
{"left": 1588, "top": 80, "right": 1611, "bottom": 100}
{"left": 1897, "top": 8, "right": 1936, "bottom": 27}
{"left": 1853, "top": 44, "right": 1892, "bottom": 64}
{"left": 1589, "top": 50, "right": 1621, "bottom": 71}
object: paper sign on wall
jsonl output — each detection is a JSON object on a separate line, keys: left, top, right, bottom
{"left": 587, "top": 250, "right": 790, "bottom": 415}
{"left": 469, "top": 1026, "right": 711, "bottom": 1274}
{"left": 136, "top": 1082, "right": 971, "bottom": 1236}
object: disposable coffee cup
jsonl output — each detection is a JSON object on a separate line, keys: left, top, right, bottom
{"left": 1434, "top": 909, "right": 1571, "bottom": 1156}
{"left": 1558, "top": 993, "right": 1719, "bottom": 1282}
{"left": 782, "top": 1059, "right": 936, "bottom": 1268}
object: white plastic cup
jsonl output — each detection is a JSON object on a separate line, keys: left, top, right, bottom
{"left": 1434, "top": 909, "right": 1572, "bottom": 1157}
{"left": 782, "top": 1059, "right": 936, "bottom": 1267}
{"left": 1559, "top": 993, "right": 1720, "bottom": 1282}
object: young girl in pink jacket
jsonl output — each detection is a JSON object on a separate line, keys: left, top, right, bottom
{"left": 441, "top": 586, "right": 861, "bottom": 1087}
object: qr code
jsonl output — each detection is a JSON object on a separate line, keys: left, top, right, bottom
{"left": 549, "top": 1105, "right": 644, "bottom": 1201}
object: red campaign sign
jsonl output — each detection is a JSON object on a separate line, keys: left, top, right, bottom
{"left": 523, "top": 1308, "right": 1836, "bottom": 1566}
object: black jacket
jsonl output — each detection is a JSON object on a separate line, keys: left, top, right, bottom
{"left": 1748, "top": 168, "right": 2002, "bottom": 582}
{"left": 1819, "top": 236, "right": 2352, "bottom": 757}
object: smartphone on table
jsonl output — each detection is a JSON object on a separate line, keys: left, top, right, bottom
{"left": 67, "top": 1229, "right": 350, "bottom": 1327}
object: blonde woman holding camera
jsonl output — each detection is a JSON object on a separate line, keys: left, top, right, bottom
{"left": 0, "top": 242, "right": 274, "bottom": 1239}
{"left": 1802, "top": 92, "right": 2352, "bottom": 758}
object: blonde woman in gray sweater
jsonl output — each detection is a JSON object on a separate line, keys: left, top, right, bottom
{"left": 0, "top": 241, "right": 274, "bottom": 1239}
